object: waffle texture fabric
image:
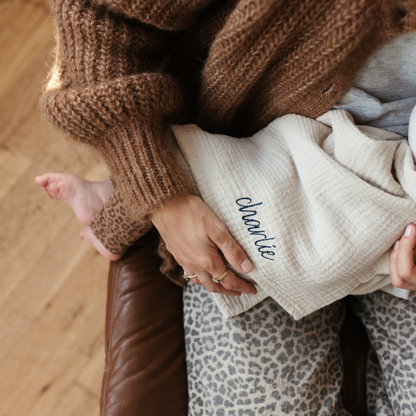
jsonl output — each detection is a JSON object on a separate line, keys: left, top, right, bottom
{"left": 173, "top": 110, "right": 416, "bottom": 320}
{"left": 41, "top": 0, "right": 416, "bottom": 219}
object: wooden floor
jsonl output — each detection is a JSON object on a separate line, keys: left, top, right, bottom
{"left": 0, "top": 1, "right": 109, "bottom": 415}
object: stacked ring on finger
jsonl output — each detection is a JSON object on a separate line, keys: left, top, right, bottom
{"left": 212, "top": 269, "right": 228, "bottom": 284}
{"left": 183, "top": 271, "right": 197, "bottom": 282}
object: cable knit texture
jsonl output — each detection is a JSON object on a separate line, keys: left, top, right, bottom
{"left": 42, "top": 0, "right": 416, "bottom": 219}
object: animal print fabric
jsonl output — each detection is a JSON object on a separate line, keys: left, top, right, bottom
{"left": 365, "top": 346, "right": 395, "bottom": 416}
{"left": 183, "top": 283, "right": 351, "bottom": 416}
{"left": 90, "top": 190, "right": 153, "bottom": 255}
{"left": 350, "top": 292, "right": 416, "bottom": 416}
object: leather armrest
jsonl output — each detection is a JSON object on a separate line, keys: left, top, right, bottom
{"left": 100, "top": 228, "right": 188, "bottom": 416}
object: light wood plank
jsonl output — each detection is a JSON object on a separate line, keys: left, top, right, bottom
{"left": 0, "top": 144, "right": 31, "bottom": 201}
{"left": 0, "top": 248, "right": 107, "bottom": 416}
{"left": 27, "top": 0, "right": 51, "bottom": 12}
{"left": 77, "top": 347, "right": 106, "bottom": 397}
{"left": 0, "top": 0, "right": 45, "bottom": 64}
{"left": 0, "top": 1, "right": 110, "bottom": 415}
{"left": 45, "top": 383, "right": 100, "bottom": 416}
{"left": 0, "top": 8, "right": 55, "bottom": 144}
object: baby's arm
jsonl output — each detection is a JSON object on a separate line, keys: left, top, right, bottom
{"left": 389, "top": 224, "right": 416, "bottom": 290}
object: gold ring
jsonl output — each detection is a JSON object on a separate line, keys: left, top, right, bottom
{"left": 212, "top": 269, "right": 228, "bottom": 284}
{"left": 183, "top": 271, "right": 197, "bottom": 282}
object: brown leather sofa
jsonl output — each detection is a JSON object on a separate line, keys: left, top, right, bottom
{"left": 100, "top": 228, "right": 370, "bottom": 416}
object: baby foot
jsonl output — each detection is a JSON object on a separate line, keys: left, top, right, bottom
{"left": 79, "top": 226, "right": 122, "bottom": 261}
{"left": 35, "top": 173, "right": 114, "bottom": 226}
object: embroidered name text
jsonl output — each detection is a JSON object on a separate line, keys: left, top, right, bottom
{"left": 236, "top": 197, "right": 276, "bottom": 261}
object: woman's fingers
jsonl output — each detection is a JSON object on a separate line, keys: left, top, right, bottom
{"left": 213, "top": 267, "right": 256, "bottom": 294}
{"left": 396, "top": 225, "right": 416, "bottom": 283}
{"left": 194, "top": 269, "right": 243, "bottom": 297}
{"left": 389, "top": 245, "right": 416, "bottom": 290}
{"left": 389, "top": 224, "right": 416, "bottom": 290}
{"left": 210, "top": 226, "right": 257, "bottom": 294}
{"left": 196, "top": 249, "right": 257, "bottom": 295}
{"left": 183, "top": 253, "right": 255, "bottom": 296}
{"left": 203, "top": 264, "right": 256, "bottom": 295}
{"left": 210, "top": 224, "right": 253, "bottom": 274}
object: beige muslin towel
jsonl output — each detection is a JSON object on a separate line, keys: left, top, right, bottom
{"left": 171, "top": 110, "right": 416, "bottom": 320}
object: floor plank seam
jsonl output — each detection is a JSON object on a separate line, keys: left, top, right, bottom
{"left": 74, "top": 381, "right": 101, "bottom": 401}
{"left": 25, "top": 0, "right": 50, "bottom": 14}
{"left": 0, "top": 11, "right": 45, "bottom": 72}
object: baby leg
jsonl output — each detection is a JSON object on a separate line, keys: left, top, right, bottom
{"left": 35, "top": 173, "right": 125, "bottom": 260}
{"left": 35, "top": 173, "right": 113, "bottom": 226}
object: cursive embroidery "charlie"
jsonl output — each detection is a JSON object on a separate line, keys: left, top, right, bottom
{"left": 236, "top": 197, "right": 276, "bottom": 261}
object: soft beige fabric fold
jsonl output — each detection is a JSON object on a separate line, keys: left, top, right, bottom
{"left": 172, "top": 110, "right": 416, "bottom": 320}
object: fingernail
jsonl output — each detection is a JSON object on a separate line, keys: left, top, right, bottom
{"left": 394, "top": 240, "right": 400, "bottom": 250}
{"left": 241, "top": 258, "right": 252, "bottom": 273}
{"left": 405, "top": 225, "right": 413, "bottom": 237}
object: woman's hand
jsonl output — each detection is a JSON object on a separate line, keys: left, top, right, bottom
{"left": 149, "top": 194, "right": 257, "bottom": 297}
{"left": 389, "top": 224, "right": 416, "bottom": 290}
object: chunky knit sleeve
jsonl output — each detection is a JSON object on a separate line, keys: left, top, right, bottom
{"left": 41, "top": 0, "right": 206, "bottom": 218}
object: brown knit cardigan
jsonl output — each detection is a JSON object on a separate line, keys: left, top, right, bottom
{"left": 42, "top": 0, "right": 416, "bottom": 221}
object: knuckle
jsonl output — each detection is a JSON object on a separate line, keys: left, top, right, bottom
{"left": 214, "top": 221, "right": 228, "bottom": 235}
{"left": 194, "top": 253, "right": 211, "bottom": 271}
{"left": 207, "top": 285, "right": 220, "bottom": 293}
{"left": 227, "top": 245, "right": 244, "bottom": 263}
{"left": 224, "top": 281, "right": 239, "bottom": 291}
{"left": 212, "top": 257, "right": 225, "bottom": 272}
{"left": 178, "top": 254, "right": 195, "bottom": 270}
{"left": 205, "top": 285, "right": 215, "bottom": 293}
{"left": 212, "top": 223, "right": 229, "bottom": 243}
{"left": 199, "top": 258, "right": 212, "bottom": 271}
{"left": 202, "top": 256, "right": 225, "bottom": 275}
{"left": 392, "top": 276, "right": 405, "bottom": 288}
{"left": 396, "top": 266, "right": 410, "bottom": 280}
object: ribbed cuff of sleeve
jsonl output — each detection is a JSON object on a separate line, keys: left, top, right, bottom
{"left": 99, "top": 118, "right": 194, "bottom": 218}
